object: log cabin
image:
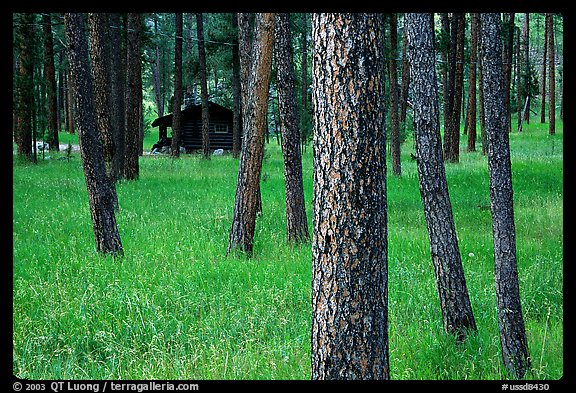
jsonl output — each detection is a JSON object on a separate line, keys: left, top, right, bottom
{"left": 151, "top": 101, "right": 236, "bottom": 152}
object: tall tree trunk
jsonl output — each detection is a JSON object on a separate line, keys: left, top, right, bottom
{"left": 399, "top": 14, "right": 411, "bottom": 126}
{"left": 480, "top": 13, "right": 531, "bottom": 379}
{"left": 64, "top": 13, "right": 123, "bottom": 257}
{"left": 42, "top": 13, "right": 59, "bottom": 152}
{"left": 447, "top": 13, "right": 464, "bottom": 163}
{"left": 152, "top": 14, "right": 164, "bottom": 118}
{"left": 67, "top": 66, "right": 75, "bottom": 134}
{"left": 406, "top": 12, "right": 477, "bottom": 342}
{"left": 440, "top": 13, "right": 451, "bottom": 138}
{"left": 231, "top": 13, "right": 241, "bottom": 159}
{"left": 389, "top": 13, "right": 401, "bottom": 176}
{"left": 547, "top": 13, "right": 555, "bottom": 135}
{"left": 88, "top": 13, "right": 119, "bottom": 210}
{"left": 478, "top": 17, "right": 487, "bottom": 156}
{"left": 274, "top": 13, "right": 310, "bottom": 244}
{"left": 515, "top": 27, "right": 522, "bottom": 131}
{"left": 109, "top": 13, "right": 126, "bottom": 182}
{"left": 227, "top": 13, "right": 275, "bottom": 256}
{"left": 300, "top": 13, "right": 308, "bottom": 154}
{"left": 502, "top": 13, "right": 515, "bottom": 134}
{"left": 311, "top": 13, "right": 389, "bottom": 380}
{"left": 124, "top": 13, "right": 141, "bottom": 179}
{"left": 540, "top": 15, "right": 548, "bottom": 124}
{"left": 196, "top": 13, "right": 210, "bottom": 159}
{"left": 236, "top": 13, "right": 262, "bottom": 215}
{"left": 466, "top": 13, "right": 479, "bottom": 152}
{"left": 57, "top": 49, "right": 65, "bottom": 134}
{"left": 14, "top": 13, "right": 35, "bottom": 161}
{"left": 521, "top": 13, "right": 530, "bottom": 125}
{"left": 171, "top": 13, "right": 183, "bottom": 158}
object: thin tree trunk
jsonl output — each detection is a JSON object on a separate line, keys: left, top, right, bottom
{"left": 42, "top": 13, "right": 59, "bottom": 152}
{"left": 227, "top": 13, "right": 275, "bottom": 256}
{"left": 540, "top": 15, "right": 548, "bottom": 124}
{"left": 15, "top": 13, "right": 35, "bottom": 161}
{"left": 502, "top": 13, "right": 515, "bottom": 133}
{"left": 440, "top": 13, "right": 451, "bottom": 139}
{"left": 124, "top": 13, "right": 141, "bottom": 179}
{"left": 547, "top": 13, "right": 555, "bottom": 135}
{"left": 152, "top": 14, "right": 164, "bottom": 118}
{"left": 478, "top": 16, "right": 487, "bottom": 156}
{"left": 64, "top": 12, "right": 123, "bottom": 257}
{"left": 109, "top": 13, "right": 126, "bottom": 182}
{"left": 480, "top": 13, "right": 531, "bottom": 379}
{"left": 232, "top": 13, "right": 241, "bottom": 159}
{"left": 466, "top": 13, "right": 479, "bottom": 152}
{"left": 448, "top": 13, "right": 464, "bottom": 163}
{"left": 172, "top": 13, "right": 183, "bottom": 158}
{"left": 274, "top": 13, "right": 310, "bottom": 244}
{"left": 300, "top": 13, "right": 308, "bottom": 154}
{"left": 196, "top": 13, "right": 210, "bottom": 159}
{"left": 311, "top": 13, "right": 389, "bottom": 380}
{"left": 406, "top": 12, "right": 477, "bottom": 342}
{"left": 399, "top": 14, "right": 411, "bottom": 126}
{"left": 522, "top": 13, "right": 530, "bottom": 125}
{"left": 389, "top": 13, "right": 401, "bottom": 176}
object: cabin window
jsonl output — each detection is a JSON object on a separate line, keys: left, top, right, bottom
{"left": 211, "top": 123, "right": 228, "bottom": 133}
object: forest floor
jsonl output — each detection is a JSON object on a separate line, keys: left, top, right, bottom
{"left": 12, "top": 119, "right": 563, "bottom": 381}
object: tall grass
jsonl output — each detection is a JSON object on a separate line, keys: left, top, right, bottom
{"left": 13, "top": 120, "right": 563, "bottom": 380}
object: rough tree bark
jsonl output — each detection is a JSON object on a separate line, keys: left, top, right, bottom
{"left": 197, "top": 13, "right": 211, "bottom": 159}
{"left": 88, "top": 13, "right": 119, "bottom": 210}
{"left": 64, "top": 12, "right": 123, "bottom": 257}
{"left": 446, "top": 13, "right": 464, "bottom": 163}
{"left": 227, "top": 13, "right": 275, "bottom": 256}
{"left": 171, "top": 13, "right": 183, "bottom": 158}
{"left": 480, "top": 12, "right": 531, "bottom": 379}
{"left": 540, "top": 15, "right": 548, "bottom": 124}
{"left": 311, "top": 13, "right": 389, "bottom": 380}
{"left": 406, "top": 12, "right": 477, "bottom": 342}
{"left": 274, "top": 13, "right": 310, "bottom": 244}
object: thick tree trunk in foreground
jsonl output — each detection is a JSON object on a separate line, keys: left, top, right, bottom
{"left": 481, "top": 13, "right": 531, "bottom": 379}
{"left": 503, "top": 13, "right": 515, "bottom": 133}
{"left": 311, "top": 13, "right": 389, "bottom": 380}
{"left": 406, "top": 13, "right": 477, "bottom": 342}
{"left": 274, "top": 13, "right": 310, "bottom": 244}
{"left": 14, "top": 13, "right": 34, "bottom": 161}
{"left": 65, "top": 13, "right": 123, "bottom": 257}
{"left": 109, "top": 13, "right": 126, "bottom": 182}
{"left": 227, "top": 13, "right": 275, "bottom": 256}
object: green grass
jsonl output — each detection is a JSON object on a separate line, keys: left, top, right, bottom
{"left": 13, "top": 119, "right": 563, "bottom": 380}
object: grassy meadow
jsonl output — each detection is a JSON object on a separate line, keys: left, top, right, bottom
{"left": 13, "top": 120, "right": 563, "bottom": 380}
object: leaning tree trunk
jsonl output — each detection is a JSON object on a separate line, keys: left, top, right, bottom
{"left": 274, "top": 13, "right": 310, "bottom": 244}
{"left": 406, "top": 12, "right": 477, "bottom": 342}
{"left": 197, "top": 13, "right": 211, "bottom": 159}
{"left": 64, "top": 13, "right": 123, "bottom": 257}
{"left": 311, "top": 13, "right": 389, "bottom": 380}
{"left": 480, "top": 13, "right": 531, "bottom": 379}
{"left": 227, "top": 13, "right": 275, "bottom": 256}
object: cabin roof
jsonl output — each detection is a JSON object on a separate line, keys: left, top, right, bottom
{"left": 151, "top": 101, "right": 233, "bottom": 128}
